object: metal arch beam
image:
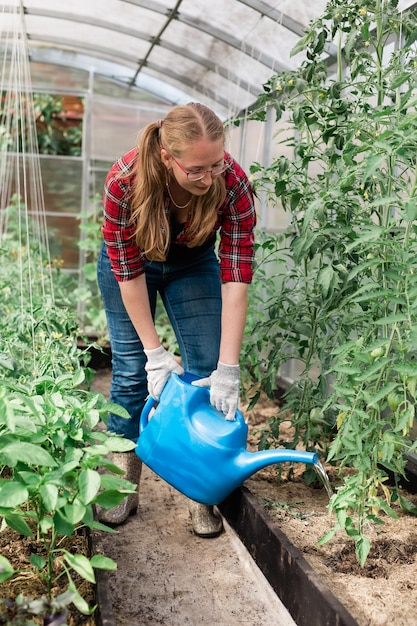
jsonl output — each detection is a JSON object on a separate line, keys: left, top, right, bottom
{"left": 15, "top": 0, "right": 417, "bottom": 83}
{"left": 25, "top": 34, "right": 234, "bottom": 110}
{"left": 127, "top": 0, "right": 185, "bottom": 88}
{"left": 161, "top": 40, "right": 259, "bottom": 98}
{"left": 144, "top": 60, "right": 233, "bottom": 110}
{"left": 20, "top": 7, "right": 152, "bottom": 41}
{"left": 237, "top": 0, "right": 338, "bottom": 59}
{"left": 25, "top": 46, "right": 196, "bottom": 106}
{"left": 122, "top": 0, "right": 333, "bottom": 68}
{"left": 18, "top": 5, "right": 261, "bottom": 101}
{"left": 121, "top": 0, "right": 170, "bottom": 12}
{"left": 24, "top": 34, "right": 154, "bottom": 68}
{"left": 172, "top": 14, "right": 290, "bottom": 74}
{"left": 236, "top": 0, "right": 311, "bottom": 37}
{"left": 122, "top": 0, "right": 308, "bottom": 43}
{"left": 122, "top": 0, "right": 291, "bottom": 72}
{"left": 21, "top": 2, "right": 289, "bottom": 72}
{"left": 224, "top": 0, "right": 417, "bottom": 60}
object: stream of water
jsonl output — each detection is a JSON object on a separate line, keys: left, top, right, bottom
{"left": 313, "top": 460, "right": 334, "bottom": 498}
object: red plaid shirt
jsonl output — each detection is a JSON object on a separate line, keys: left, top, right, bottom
{"left": 102, "top": 148, "right": 256, "bottom": 283}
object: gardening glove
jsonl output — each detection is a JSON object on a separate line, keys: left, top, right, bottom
{"left": 144, "top": 345, "right": 184, "bottom": 400}
{"left": 192, "top": 362, "right": 240, "bottom": 421}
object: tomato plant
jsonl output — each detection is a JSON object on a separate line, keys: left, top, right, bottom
{"left": 242, "top": 0, "right": 417, "bottom": 565}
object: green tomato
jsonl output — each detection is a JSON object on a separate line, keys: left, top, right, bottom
{"left": 309, "top": 407, "right": 324, "bottom": 424}
{"left": 387, "top": 392, "right": 402, "bottom": 412}
{"left": 370, "top": 347, "right": 384, "bottom": 359}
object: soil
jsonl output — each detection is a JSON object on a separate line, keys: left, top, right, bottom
{"left": 0, "top": 529, "right": 95, "bottom": 625}
{"left": 3, "top": 366, "right": 417, "bottom": 625}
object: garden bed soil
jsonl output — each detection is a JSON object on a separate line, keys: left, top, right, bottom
{"left": 0, "top": 529, "right": 95, "bottom": 626}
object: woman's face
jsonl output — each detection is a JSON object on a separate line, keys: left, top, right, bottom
{"left": 161, "top": 137, "right": 225, "bottom": 196}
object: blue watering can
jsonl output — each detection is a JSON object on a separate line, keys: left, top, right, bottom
{"left": 135, "top": 372, "right": 318, "bottom": 505}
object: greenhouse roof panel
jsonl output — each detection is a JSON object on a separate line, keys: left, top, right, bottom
{"left": 2, "top": 0, "right": 417, "bottom": 118}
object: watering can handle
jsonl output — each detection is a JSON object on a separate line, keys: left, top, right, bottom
{"left": 139, "top": 395, "right": 158, "bottom": 435}
{"left": 139, "top": 372, "right": 202, "bottom": 435}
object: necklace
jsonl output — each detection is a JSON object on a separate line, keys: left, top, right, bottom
{"left": 166, "top": 182, "right": 193, "bottom": 210}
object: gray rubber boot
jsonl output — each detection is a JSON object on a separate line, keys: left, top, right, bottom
{"left": 189, "top": 501, "right": 224, "bottom": 538}
{"left": 97, "top": 451, "right": 142, "bottom": 526}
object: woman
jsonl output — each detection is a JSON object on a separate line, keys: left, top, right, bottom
{"left": 97, "top": 102, "right": 256, "bottom": 537}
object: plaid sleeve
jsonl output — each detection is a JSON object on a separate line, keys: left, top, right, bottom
{"left": 101, "top": 149, "right": 146, "bottom": 282}
{"left": 218, "top": 155, "right": 257, "bottom": 283}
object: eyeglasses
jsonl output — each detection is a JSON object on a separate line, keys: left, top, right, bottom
{"left": 167, "top": 151, "right": 227, "bottom": 181}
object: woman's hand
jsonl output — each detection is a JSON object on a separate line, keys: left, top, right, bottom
{"left": 193, "top": 362, "right": 240, "bottom": 420}
{"left": 144, "top": 346, "right": 184, "bottom": 399}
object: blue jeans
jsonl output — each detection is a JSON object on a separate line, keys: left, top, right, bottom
{"left": 97, "top": 242, "right": 222, "bottom": 441}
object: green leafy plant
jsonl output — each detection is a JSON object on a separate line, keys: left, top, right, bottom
{"left": 1, "top": 92, "right": 82, "bottom": 155}
{"left": 0, "top": 369, "right": 136, "bottom": 617}
{"left": 0, "top": 198, "right": 136, "bottom": 620}
{"left": 74, "top": 194, "right": 110, "bottom": 340}
{"left": 0, "top": 591, "right": 75, "bottom": 625}
{"left": 240, "top": 230, "right": 286, "bottom": 396}
{"left": 260, "top": 499, "right": 311, "bottom": 521}
{"left": 243, "top": 0, "right": 417, "bottom": 564}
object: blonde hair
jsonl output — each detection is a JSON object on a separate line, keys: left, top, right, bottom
{"left": 129, "top": 102, "right": 227, "bottom": 261}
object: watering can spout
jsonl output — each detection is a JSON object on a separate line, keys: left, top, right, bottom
{"left": 236, "top": 449, "right": 319, "bottom": 485}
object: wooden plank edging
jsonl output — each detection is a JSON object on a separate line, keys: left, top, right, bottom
{"left": 219, "top": 487, "right": 360, "bottom": 626}
{"left": 90, "top": 529, "right": 117, "bottom": 626}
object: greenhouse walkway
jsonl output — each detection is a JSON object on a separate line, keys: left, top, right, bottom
{"left": 97, "top": 463, "right": 297, "bottom": 625}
